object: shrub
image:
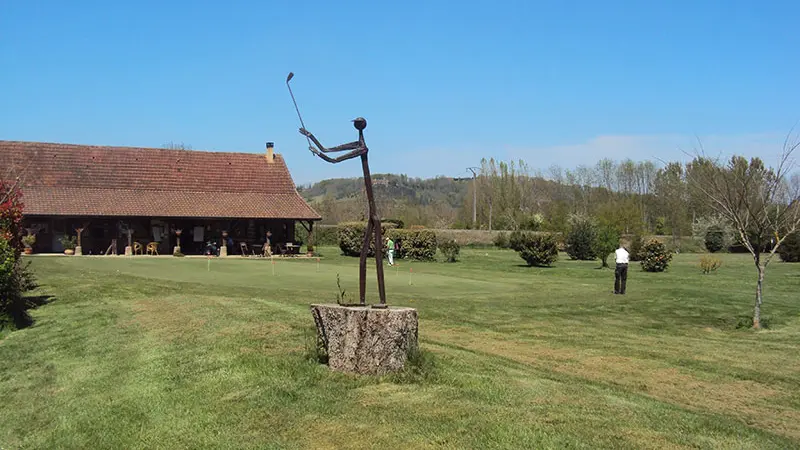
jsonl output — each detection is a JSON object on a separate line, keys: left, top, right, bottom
{"left": 493, "top": 231, "right": 510, "bottom": 249}
{"left": 692, "top": 215, "right": 732, "bottom": 249}
{"left": 704, "top": 227, "right": 725, "bottom": 253}
{"left": 565, "top": 215, "right": 597, "bottom": 260}
{"left": 59, "top": 235, "right": 77, "bottom": 250}
{"left": 438, "top": 239, "right": 460, "bottom": 262}
{"left": 387, "top": 229, "right": 437, "bottom": 261}
{"left": 699, "top": 255, "right": 722, "bottom": 274}
{"left": 1, "top": 185, "right": 36, "bottom": 333}
{"left": 337, "top": 222, "right": 397, "bottom": 257}
{"left": 0, "top": 237, "right": 37, "bottom": 331}
{"left": 778, "top": 232, "right": 800, "bottom": 262}
{"left": 0, "top": 181, "right": 24, "bottom": 253}
{"left": 509, "top": 231, "right": 558, "bottom": 267}
{"left": 628, "top": 235, "right": 645, "bottom": 261}
{"left": 593, "top": 225, "right": 620, "bottom": 268}
{"left": 640, "top": 239, "right": 672, "bottom": 272}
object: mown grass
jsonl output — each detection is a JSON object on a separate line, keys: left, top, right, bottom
{"left": 1, "top": 248, "right": 799, "bottom": 449}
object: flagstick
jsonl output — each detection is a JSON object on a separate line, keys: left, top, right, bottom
{"left": 207, "top": 256, "right": 211, "bottom": 272}
{"left": 271, "top": 255, "right": 275, "bottom": 276}
{"left": 316, "top": 257, "right": 320, "bottom": 273}
{"left": 409, "top": 267, "right": 413, "bottom": 285}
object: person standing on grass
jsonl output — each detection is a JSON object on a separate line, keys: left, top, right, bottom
{"left": 614, "top": 242, "right": 629, "bottom": 294}
{"left": 386, "top": 237, "right": 395, "bottom": 266}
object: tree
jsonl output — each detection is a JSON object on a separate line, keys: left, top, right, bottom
{"left": 565, "top": 215, "right": 597, "bottom": 260}
{"left": 654, "top": 162, "right": 688, "bottom": 243}
{"left": 687, "top": 135, "right": 800, "bottom": 329}
{"left": 593, "top": 225, "right": 620, "bottom": 268}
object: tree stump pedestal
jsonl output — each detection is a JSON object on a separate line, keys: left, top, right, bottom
{"left": 311, "top": 304, "right": 418, "bottom": 375}
{"left": 74, "top": 246, "right": 82, "bottom": 256}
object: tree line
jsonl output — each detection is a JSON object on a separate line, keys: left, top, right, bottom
{"left": 306, "top": 157, "right": 734, "bottom": 240}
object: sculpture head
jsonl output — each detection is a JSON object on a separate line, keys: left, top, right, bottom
{"left": 352, "top": 117, "right": 367, "bottom": 131}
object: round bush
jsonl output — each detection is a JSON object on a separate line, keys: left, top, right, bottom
{"left": 438, "top": 239, "right": 460, "bottom": 262}
{"left": 509, "top": 231, "right": 558, "bottom": 267}
{"left": 640, "top": 239, "right": 672, "bottom": 272}
{"left": 565, "top": 217, "right": 597, "bottom": 260}
{"left": 704, "top": 227, "right": 725, "bottom": 253}
{"left": 778, "top": 232, "right": 800, "bottom": 262}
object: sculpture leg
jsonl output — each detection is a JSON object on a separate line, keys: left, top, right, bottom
{"left": 358, "top": 219, "right": 373, "bottom": 305}
{"left": 373, "top": 216, "right": 387, "bottom": 305}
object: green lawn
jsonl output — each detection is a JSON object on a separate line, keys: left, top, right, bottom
{"left": 2, "top": 248, "right": 799, "bottom": 449}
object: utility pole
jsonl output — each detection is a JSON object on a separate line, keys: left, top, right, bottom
{"left": 467, "top": 167, "right": 478, "bottom": 228}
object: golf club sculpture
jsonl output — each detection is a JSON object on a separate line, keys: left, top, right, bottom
{"left": 287, "top": 72, "right": 387, "bottom": 308}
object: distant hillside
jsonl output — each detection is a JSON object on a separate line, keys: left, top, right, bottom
{"left": 299, "top": 174, "right": 468, "bottom": 209}
{"left": 298, "top": 174, "right": 469, "bottom": 226}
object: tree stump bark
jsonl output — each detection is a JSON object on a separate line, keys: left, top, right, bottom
{"left": 311, "top": 304, "right": 418, "bottom": 375}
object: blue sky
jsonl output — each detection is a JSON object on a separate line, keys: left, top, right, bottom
{"left": 2, "top": 1, "right": 799, "bottom": 184}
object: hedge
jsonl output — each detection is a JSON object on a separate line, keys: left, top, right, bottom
{"left": 337, "top": 222, "right": 401, "bottom": 257}
{"left": 337, "top": 223, "right": 437, "bottom": 261}
{"left": 386, "top": 229, "right": 437, "bottom": 261}
{"left": 313, "top": 225, "right": 340, "bottom": 246}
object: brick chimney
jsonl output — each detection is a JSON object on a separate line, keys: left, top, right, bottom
{"left": 266, "top": 142, "right": 274, "bottom": 163}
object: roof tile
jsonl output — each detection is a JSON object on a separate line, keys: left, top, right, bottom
{"left": 0, "top": 140, "right": 321, "bottom": 220}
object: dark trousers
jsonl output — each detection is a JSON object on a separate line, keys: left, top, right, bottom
{"left": 615, "top": 263, "right": 628, "bottom": 294}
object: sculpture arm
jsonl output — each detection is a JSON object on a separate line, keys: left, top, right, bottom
{"left": 300, "top": 128, "right": 361, "bottom": 153}
{"left": 313, "top": 147, "right": 367, "bottom": 164}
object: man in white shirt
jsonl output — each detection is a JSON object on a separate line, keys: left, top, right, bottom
{"left": 614, "top": 243, "right": 630, "bottom": 294}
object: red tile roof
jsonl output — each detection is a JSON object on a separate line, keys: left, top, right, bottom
{"left": 0, "top": 140, "right": 321, "bottom": 220}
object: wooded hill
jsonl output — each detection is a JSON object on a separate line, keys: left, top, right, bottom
{"left": 299, "top": 156, "right": 792, "bottom": 245}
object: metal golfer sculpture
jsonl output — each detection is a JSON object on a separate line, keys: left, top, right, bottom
{"left": 287, "top": 72, "right": 387, "bottom": 308}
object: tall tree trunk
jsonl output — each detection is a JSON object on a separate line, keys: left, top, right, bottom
{"left": 753, "top": 263, "right": 764, "bottom": 329}
{"left": 489, "top": 200, "right": 493, "bottom": 231}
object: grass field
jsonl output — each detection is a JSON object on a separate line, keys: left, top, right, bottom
{"left": 1, "top": 248, "right": 799, "bottom": 449}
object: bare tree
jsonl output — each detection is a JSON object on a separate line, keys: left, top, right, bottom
{"left": 687, "top": 133, "right": 800, "bottom": 329}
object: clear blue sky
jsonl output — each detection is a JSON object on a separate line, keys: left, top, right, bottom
{"left": 2, "top": 1, "right": 799, "bottom": 184}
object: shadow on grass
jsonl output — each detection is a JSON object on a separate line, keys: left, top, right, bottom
{"left": 1, "top": 294, "right": 55, "bottom": 332}
{"left": 714, "top": 314, "right": 772, "bottom": 330}
{"left": 514, "top": 264, "right": 557, "bottom": 268}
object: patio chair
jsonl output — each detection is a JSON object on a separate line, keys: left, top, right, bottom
{"left": 146, "top": 242, "right": 159, "bottom": 256}
{"left": 133, "top": 242, "right": 144, "bottom": 255}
